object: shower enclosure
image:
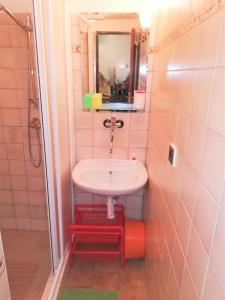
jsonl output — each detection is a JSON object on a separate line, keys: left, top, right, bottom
{"left": 0, "top": 3, "right": 42, "bottom": 168}
{"left": 0, "top": 1, "right": 53, "bottom": 299}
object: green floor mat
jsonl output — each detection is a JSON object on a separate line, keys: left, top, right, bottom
{"left": 61, "top": 289, "right": 119, "bottom": 300}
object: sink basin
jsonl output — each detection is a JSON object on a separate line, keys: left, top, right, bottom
{"left": 72, "top": 159, "right": 148, "bottom": 196}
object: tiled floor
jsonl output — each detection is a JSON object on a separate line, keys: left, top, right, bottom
{"left": 1, "top": 229, "right": 51, "bottom": 300}
{"left": 62, "top": 258, "right": 148, "bottom": 300}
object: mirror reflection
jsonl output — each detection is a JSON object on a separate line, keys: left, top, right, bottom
{"left": 97, "top": 32, "right": 130, "bottom": 101}
{"left": 80, "top": 13, "right": 149, "bottom": 109}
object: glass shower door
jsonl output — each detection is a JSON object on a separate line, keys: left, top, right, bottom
{"left": 0, "top": 232, "right": 10, "bottom": 300}
{"left": 0, "top": 0, "right": 58, "bottom": 298}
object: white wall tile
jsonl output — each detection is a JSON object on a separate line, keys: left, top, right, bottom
{"left": 114, "top": 130, "right": 129, "bottom": 148}
{"left": 207, "top": 69, "right": 225, "bottom": 137}
{"left": 94, "top": 129, "right": 110, "bottom": 147}
{"left": 76, "top": 146, "right": 93, "bottom": 161}
{"left": 75, "top": 111, "right": 93, "bottom": 128}
{"left": 186, "top": 227, "right": 208, "bottom": 296}
{"left": 130, "top": 113, "right": 149, "bottom": 131}
{"left": 110, "top": 147, "right": 128, "bottom": 159}
{"left": 76, "top": 129, "right": 93, "bottom": 146}
{"left": 211, "top": 209, "right": 225, "bottom": 288}
{"left": 193, "top": 181, "right": 218, "bottom": 253}
{"left": 180, "top": 265, "right": 198, "bottom": 300}
{"left": 200, "top": 129, "right": 225, "bottom": 202}
{"left": 203, "top": 264, "right": 225, "bottom": 300}
{"left": 129, "top": 131, "right": 148, "bottom": 148}
{"left": 93, "top": 147, "right": 110, "bottom": 159}
{"left": 144, "top": 3, "right": 225, "bottom": 300}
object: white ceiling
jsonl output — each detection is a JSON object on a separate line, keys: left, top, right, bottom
{"left": 70, "top": 0, "right": 151, "bottom": 13}
{"left": 0, "top": 0, "right": 32, "bottom": 12}
{"left": 69, "top": 0, "right": 180, "bottom": 15}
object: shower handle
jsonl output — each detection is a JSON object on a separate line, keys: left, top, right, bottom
{"left": 29, "top": 117, "right": 41, "bottom": 129}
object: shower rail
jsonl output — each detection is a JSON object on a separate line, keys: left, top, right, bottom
{"left": 0, "top": 4, "right": 32, "bottom": 31}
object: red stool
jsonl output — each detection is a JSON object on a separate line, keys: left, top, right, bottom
{"left": 68, "top": 204, "right": 125, "bottom": 267}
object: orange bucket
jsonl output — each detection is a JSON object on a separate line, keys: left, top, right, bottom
{"left": 125, "top": 218, "right": 145, "bottom": 259}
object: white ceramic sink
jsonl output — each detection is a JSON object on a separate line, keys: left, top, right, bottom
{"left": 72, "top": 159, "right": 148, "bottom": 196}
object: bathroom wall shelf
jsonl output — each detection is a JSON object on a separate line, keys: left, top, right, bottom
{"left": 83, "top": 103, "right": 145, "bottom": 112}
{"left": 68, "top": 204, "right": 125, "bottom": 267}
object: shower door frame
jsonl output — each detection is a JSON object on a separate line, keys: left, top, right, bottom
{"left": 32, "top": 0, "right": 75, "bottom": 281}
{"left": 0, "top": 0, "right": 62, "bottom": 272}
{"left": 32, "top": 1, "right": 64, "bottom": 272}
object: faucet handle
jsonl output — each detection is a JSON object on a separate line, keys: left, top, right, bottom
{"left": 103, "top": 118, "right": 124, "bottom": 129}
{"left": 115, "top": 120, "right": 124, "bottom": 128}
{"left": 103, "top": 119, "right": 111, "bottom": 128}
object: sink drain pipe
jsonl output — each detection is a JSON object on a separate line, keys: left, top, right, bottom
{"left": 107, "top": 196, "right": 118, "bottom": 219}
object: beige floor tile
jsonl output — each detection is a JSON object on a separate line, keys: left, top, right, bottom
{"left": 119, "top": 287, "right": 148, "bottom": 300}
{"left": 119, "top": 268, "right": 147, "bottom": 289}
{"left": 71, "top": 258, "right": 94, "bottom": 272}
{"left": 92, "top": 272, "right": 119, "bottom": 290}
{"left": 94, "top": 260, "right": 121, "bottom": 273}
{"left": 125, "top": 258, "right": 145, "bottom": 270}
{"left": 62, "top": 257, "right": 148, "bottom": 299}
{"left": 65, "top": 267, "right": 94, "bottom": 288}
{"left": 1, "top": 229, "right": 51, "bottom": 300}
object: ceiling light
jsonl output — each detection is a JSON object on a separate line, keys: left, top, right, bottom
{"left": 139, "top": 11, "right": 151, "bottom": 29}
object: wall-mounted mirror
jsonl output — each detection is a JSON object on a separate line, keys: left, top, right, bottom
{"left": 80, "top": 13, "right": 149, "bottom": 111}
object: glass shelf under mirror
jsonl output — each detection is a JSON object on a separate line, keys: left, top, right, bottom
{"left": 84, "top": 102, "right": 145, "bottom": 112}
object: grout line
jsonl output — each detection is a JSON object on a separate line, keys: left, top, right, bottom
{"left": 200, "top": 179, "right": 225, "bottom": 299}
{"left": 146, "top": 108, "right": 224, "bottom": 298}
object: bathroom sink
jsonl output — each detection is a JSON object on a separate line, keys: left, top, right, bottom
{"left": 72, "top": 159, "right": 148, "bottom": 196}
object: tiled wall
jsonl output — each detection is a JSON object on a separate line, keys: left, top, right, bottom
{"left": 0, "top": 12, "right": 48, "bottom": 230}
{"left": 71, "top": 15, "right": 152, "bottom": 219}
{"left": 144, "top": 0, "right": 225, "bottom": 299}
{"left": 81, "top": 31, "right": 89, "bottom": 94}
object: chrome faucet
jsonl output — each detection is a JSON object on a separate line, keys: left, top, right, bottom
{"left": 103, "top": 117, "right": 124, "bottom": 154}
{"left": 110, "top": 117, "right": 116, "bottom": 154}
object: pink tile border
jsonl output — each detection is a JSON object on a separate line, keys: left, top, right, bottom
{"left": 155, "top": 0, "right": 225, "bottom": 52}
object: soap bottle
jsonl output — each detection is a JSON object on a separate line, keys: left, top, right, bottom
{"left": 130, "top": 152, "right": 137, "bottom": 169}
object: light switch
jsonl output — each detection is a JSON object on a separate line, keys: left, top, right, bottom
{"left": 168, "top": 143, "right": 178, "bottom": 167}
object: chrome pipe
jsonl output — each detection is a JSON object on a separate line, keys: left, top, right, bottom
{"left": 26, "top": 28, "right": 42, "bottom": 168}
{"left": 110, "top": 117, "right": 116, "bottom": 154}
{"left": 103, "top": 117, "right": 124, "bottom": 154}
{"left": 110, "top": 127, "right": 114, "bottom": 154}
{"left": 0, "top": 4, "right": 32, "bottom": 32}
